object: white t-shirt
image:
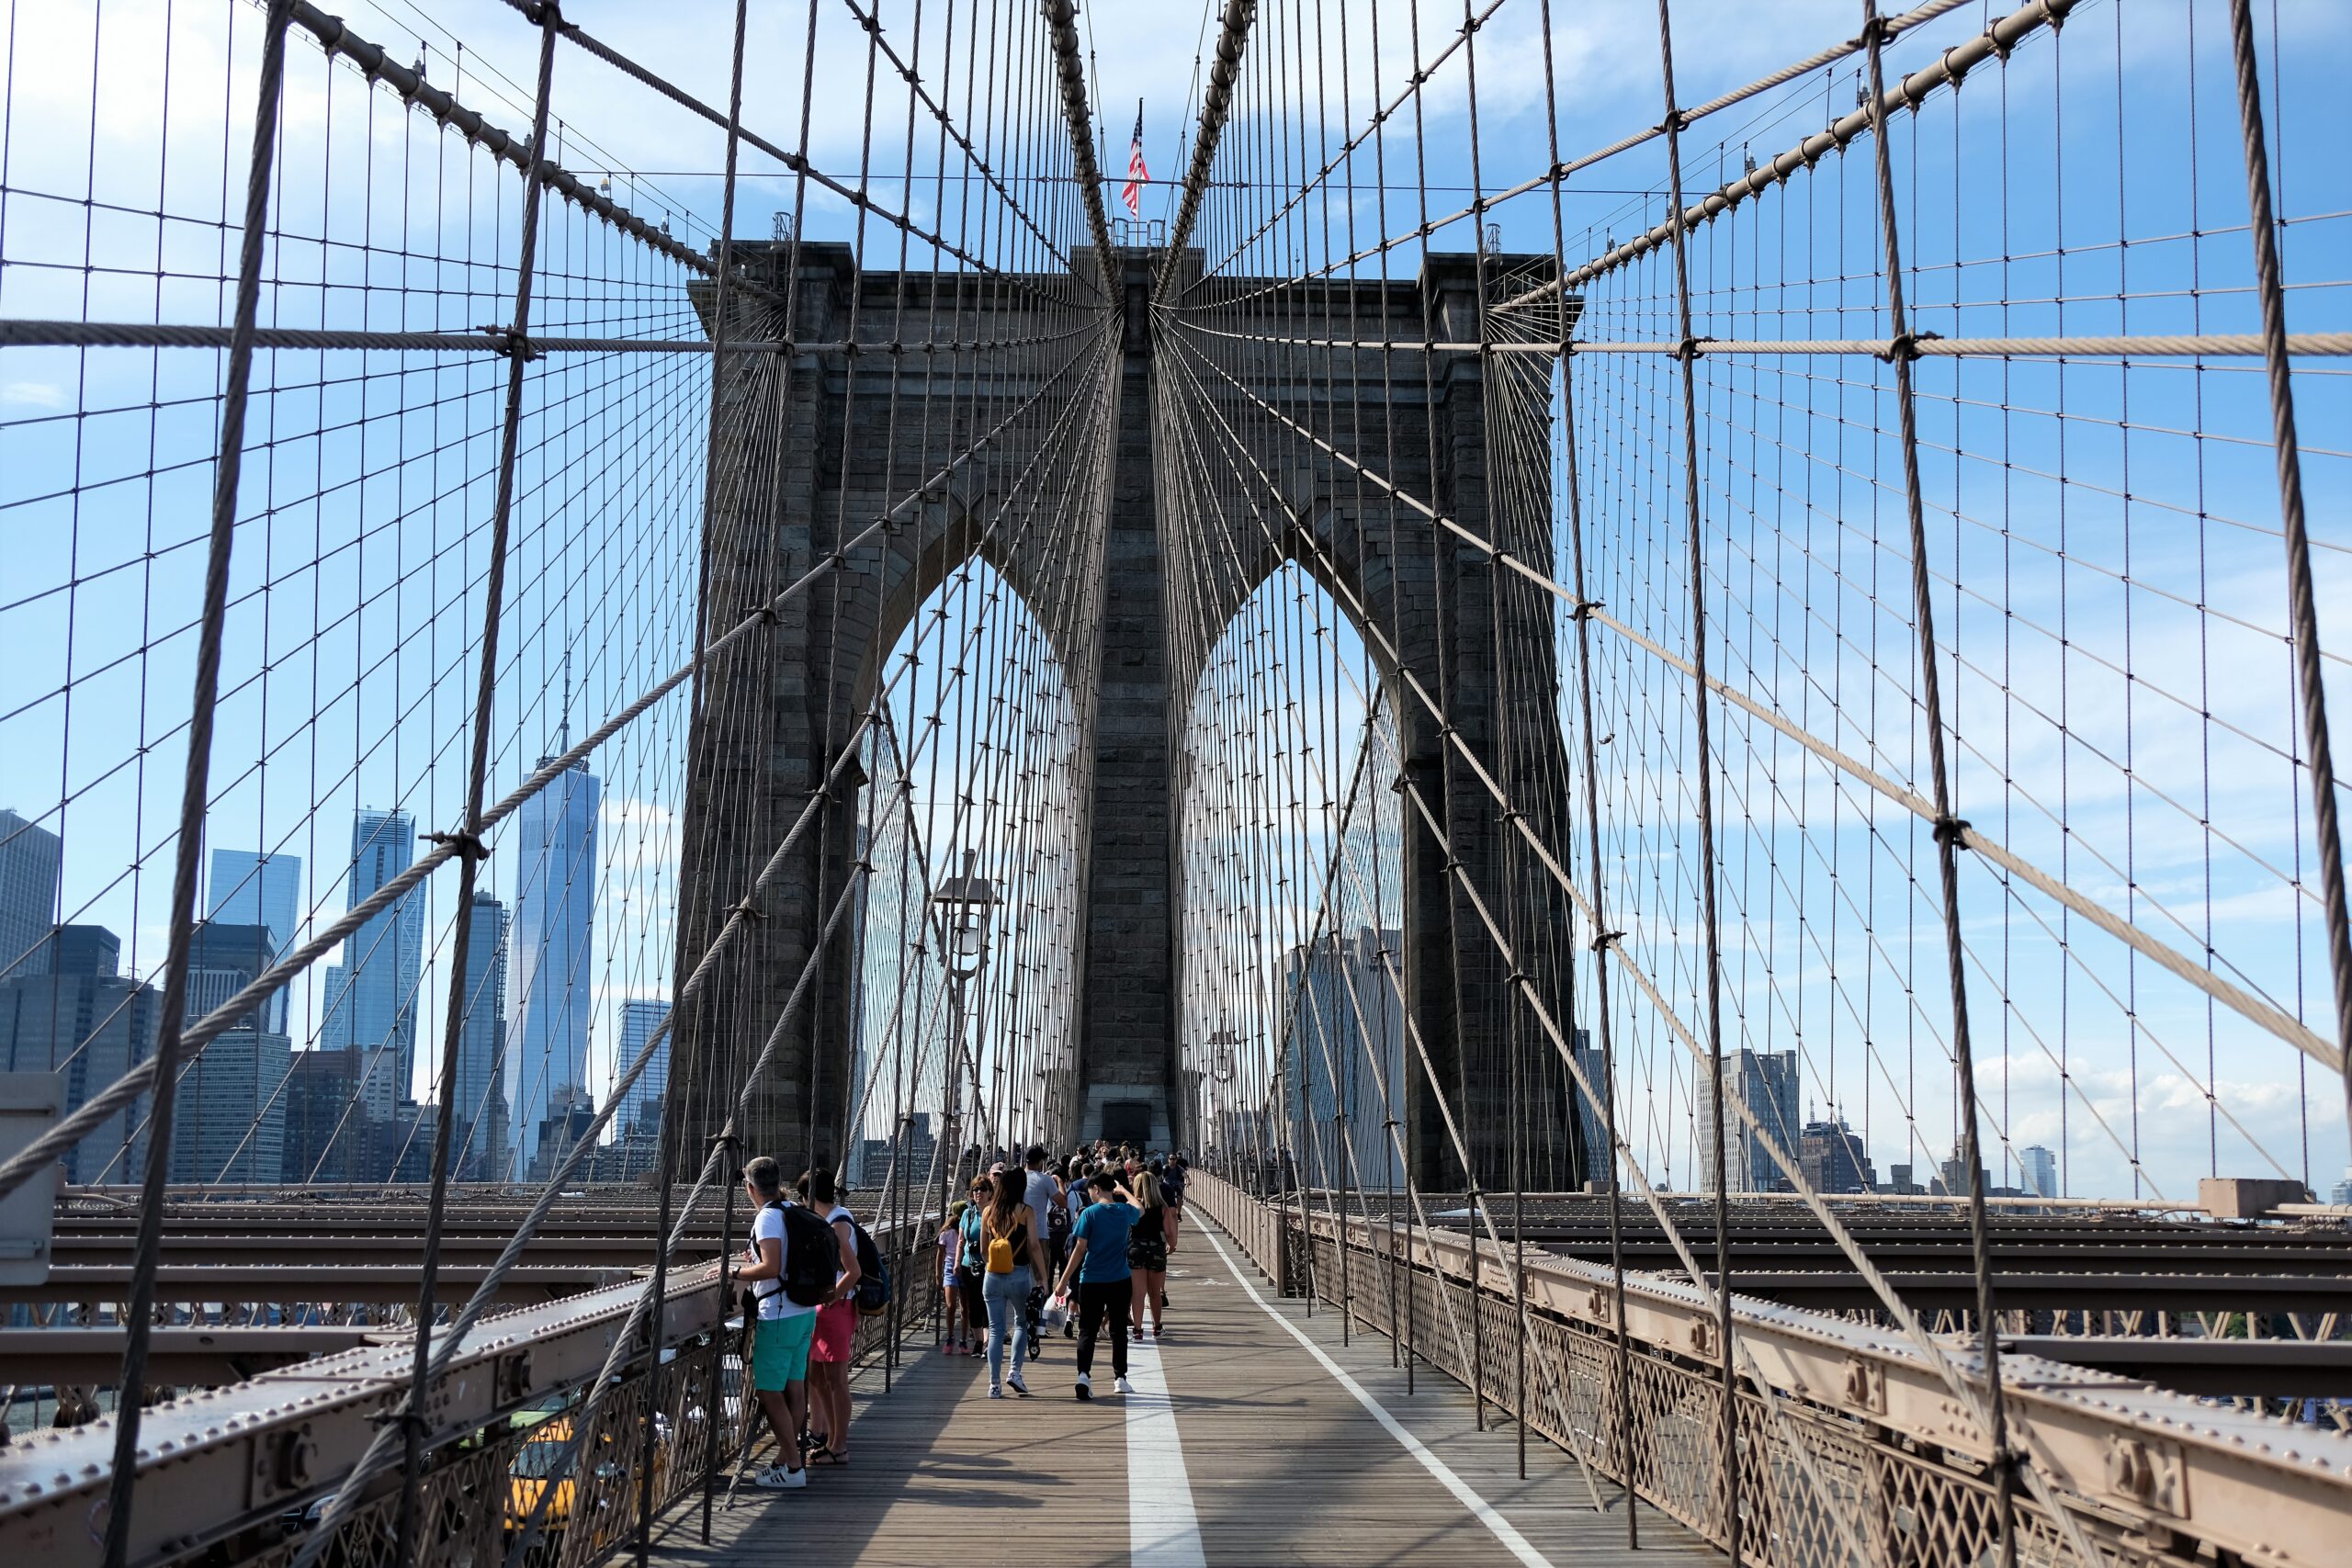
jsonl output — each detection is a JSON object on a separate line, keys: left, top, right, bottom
{"left": 751, "top": 1202, "right": 815, "bottom": 1321}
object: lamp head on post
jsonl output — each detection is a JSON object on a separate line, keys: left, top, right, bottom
{"left": 1207, "top": 1027, "right": 1242, "bottom": 1085}
{"left": 931, "top": 848, "right": 1001, "bottom": 979}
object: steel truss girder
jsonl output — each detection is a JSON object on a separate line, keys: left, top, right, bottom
{"left": 0, "top": 1263, "right": 724, "bottom": 1568}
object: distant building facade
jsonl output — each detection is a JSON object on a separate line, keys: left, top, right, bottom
{"left": 319, "top": 810, "right": 425, "bottom": 1128}
{"left": 508, "top": 755, "right": 599, "bottom": 1179}
{"left": 175, "top": 921, "right": 291, "bottom": 1184}
{"left": 1279, "top": 927, "right": 1402, "bottom": 1190}
{"left": 1698, "top": 1048, "right": 1801, "bottom": 1193}
{"left": 2019, "top": 1144, "right": 2058, "bottom": 1200}
{"left": 206, "top": 848, "right": 301, "bottom": 955}
{"left": 1798, "top": 1114, "right": 1876, "bottom": 1194}
{"left": 0, "top": 809, "right": 62, "bottom": 980}
{"left": 450, "top": 892, "right": 510, "bottom": 1179}
{"left": 0, "top": 923, "right": 156, "bottom": 1183}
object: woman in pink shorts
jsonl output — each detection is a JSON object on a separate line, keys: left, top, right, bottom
{"left": 797, "top": 1167, "right": 862, "bottom": 1464}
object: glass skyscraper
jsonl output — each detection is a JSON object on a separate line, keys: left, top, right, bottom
{"left": 1279, "top": 927, "right": 1402, "bottom": 1190}
{"left": 0, "top": 808, "right": 62, "bottom": 980}
{"left": 207, "top": 848, "right": 302, "bottom": 957}
{"left": 319, "top": 809, "right": 425, "bottom": 1128}
{"left": 507, "top": 755, "right": 598, "bottom": 1179}
{"left": 451, "top": 891, "right": 510, "bottom": 1179}
{"left": 614, "top": 998, "right": 670, "bottom": 1140}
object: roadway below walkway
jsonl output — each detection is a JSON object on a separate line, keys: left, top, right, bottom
{"left": 649, "top": 1219, "right": 1713, "bottom": 1568}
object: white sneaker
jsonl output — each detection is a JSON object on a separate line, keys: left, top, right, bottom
{"left": 1114, "top": 1376, "right": 1135, "bottom": 1394}
{"left": 988, "top": 1383, "right": 1004, "bottom": 1399}
{"left": 752, "top": 1463, "right": 806, "bottom": 1490}
{"left": 1006, "top": 1372, "right": 1029, "bottom": 1396}
{"left": 1075, "top": 1373, "right": 1091, "bottom": 1401}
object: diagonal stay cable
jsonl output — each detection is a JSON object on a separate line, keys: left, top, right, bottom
{"left": 0, "top": 321, "right": 1116, "bottom": 1208}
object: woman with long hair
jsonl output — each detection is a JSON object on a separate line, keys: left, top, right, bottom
{"left": 978, "top": 1167, "right": 1048, "bottom": 1397}
{"left": 1125, "top": 1168, "right": 1175, "bottom": 1339}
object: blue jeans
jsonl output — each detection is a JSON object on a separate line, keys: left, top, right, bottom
{"left": 982, "top": 1265, "right": 1032, "bottom": 1384}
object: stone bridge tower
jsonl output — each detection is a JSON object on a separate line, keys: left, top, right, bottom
{"left": 671, "top": 241, "right": 1582, "bottom": 1195}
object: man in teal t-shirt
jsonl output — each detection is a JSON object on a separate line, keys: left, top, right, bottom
{"left": 1054, "top": 1172, "right": 1138, "bottom": 1397}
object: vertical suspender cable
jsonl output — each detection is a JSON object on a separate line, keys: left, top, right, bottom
{"left": 99, "top": 8, "right": 293, "bottom": 1566}
{"left": 638, "top": 4, "right": 749, "bottom": 1562}
{"left": 1855, "top": 6, "right": 2014, "bottom": 1565}
{"left": 2222, "top": 0, "right": 2352, "bottom": 1143}
{"left": 1650, "top": 1, "right": 1739, "bottom": 1557}
{"left": 395, "top": 6, "right": 560, "bottom": 1562}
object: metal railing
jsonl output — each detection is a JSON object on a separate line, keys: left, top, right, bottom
{"left": 1187, "top": 1170, "right": 2352, "bottom": 1568}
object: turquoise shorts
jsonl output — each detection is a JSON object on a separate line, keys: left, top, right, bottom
{"left": 751, "top": 1311, "right": 815, "bottom": 1390}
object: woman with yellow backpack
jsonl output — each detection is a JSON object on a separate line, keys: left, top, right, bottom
{"left": 977, "top": 1167, "right": 1049, "bottom": 1397}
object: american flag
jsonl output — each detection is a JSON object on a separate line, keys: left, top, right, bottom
{"left": 1120, "top": 106, "right": 1148, "bottom": 216}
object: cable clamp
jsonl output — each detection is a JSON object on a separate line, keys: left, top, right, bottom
{"left": 370, "top": 1406, "right": 432, "bottom": 1435}
{"left": 1670, "top": 335, "right": 1713, "bottom": 364}
{"left": 1506, "top": 968, "right": 1532, "bottom": 989}
{"left": 730, "top": 898, "right": 766, "bottom": 923}
{"left": 522, "top": 1, "right": 563, "bottom": 27}
{"left": 1932, "top": 814, "right": 1973, "bottom": 849}
{"left": 1590, "top": 929, "right": 1625, "bottom": 952}
{"left": 1569, "top": 597, "right": 1603, "bottom": 622}
{"left": 1879, "top": 330, "right": 1940, "bottom": 364}
{"left": 477, "top": 323, "right": 541, "bottom": 362}
{"left": 424, "top": 829, "right": 490, "bottom": 863}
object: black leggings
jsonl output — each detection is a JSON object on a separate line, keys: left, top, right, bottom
{"left": 1075, "top": 1278, "right": 1130, "bottom": 1379}
{"left": 956, "top": 1267, "right": 986, "bottom": 1337}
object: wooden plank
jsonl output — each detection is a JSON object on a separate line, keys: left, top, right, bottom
{"left": 646, "top": 1220, "right": 1718, "bottom": 1567}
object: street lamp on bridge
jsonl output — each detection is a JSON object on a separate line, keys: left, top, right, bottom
{"left": 932, "top": 850, "right": 1000, "bottom": 1184}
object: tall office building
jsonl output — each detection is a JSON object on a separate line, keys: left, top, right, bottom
{"left": 1798, "top": 1113, "right": 1877, "bottom": 1194}
{"left": 2019, "top": 1144, "right": 2059, "bottom": 1200}
{"left": 174, "top": 921, "right": 291, "bottom": 1184}
{"left": 0, "top": 924, "right": 157, "bottom": 1183}
{"left": 207, "top": 849, "right": 301, "bottom": 956}
{"left": 1697, "top": 1047, "right": 1801, "bottom": 1193}
{"left": 318, "top": 810, "right": 424, "bottom": 1125}
{"left": 614, "top": 998, "right": 671, "bottom": 1140}
{"left": 507, "top": 752, "right": 598, "bottom": 1179}
{"left": 280, "top": 1046, "right": 368, "bottom": 1183}
{"left": 1567, "top": 1030, "right": 1610, "bottom": 1188}
{"left": 0, "top": 808, "right": 62, "bottom": 980}
{"left": 449, "top": 892, "right": 510, "bottom": 1179}
{"left": 1279, "top": 927, "right": 1402, "bottom": 1190}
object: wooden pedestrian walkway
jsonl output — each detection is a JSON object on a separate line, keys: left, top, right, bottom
{"left": 647, "top": 1220, "right": 1716, "bottom": 1568}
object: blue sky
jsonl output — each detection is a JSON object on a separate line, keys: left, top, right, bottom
{"left": 1, "top": 0, "right": 2346, "bottom": 1194}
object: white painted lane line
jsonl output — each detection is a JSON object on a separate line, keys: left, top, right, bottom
{"left": 1202, "top": 1226, "right": 1555, "bottom": 1568}
{"left": 1125, "top": 1327, "right": 1207, "bottom": 1568}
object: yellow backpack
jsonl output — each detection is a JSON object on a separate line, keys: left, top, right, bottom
{"left": 983, "top": 1206, "right": 1019, "bottom": 1274}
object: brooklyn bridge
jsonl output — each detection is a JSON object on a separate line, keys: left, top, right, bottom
{"left": 0, "top": 0, "right": 2346, "bottom": 1564}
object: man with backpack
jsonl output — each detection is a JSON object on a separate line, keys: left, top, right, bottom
{"left": 737, "top": 1156, "right": 831, "bottom": 1490}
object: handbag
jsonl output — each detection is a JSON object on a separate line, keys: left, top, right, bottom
{"left": 1039, "top": 1291, "right": 1069, "bottom": 1331}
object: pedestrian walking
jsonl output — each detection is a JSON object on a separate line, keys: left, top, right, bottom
{"left": 1126, "top": 1168, "right": 1174, "bottom": 1339}
{"left": 1053, "top": 1171, "right": 1139, "bottom": 1400}
{"left": 734, "top": 1156, "right": 823, "bottom": 1490}
{"left": 1022, "top": 1145, "right": 1062, "bottom": 1354}
{"left": 939, "top": 1200, "right": 971, "bottom": 1354}
{"left": 957, "top": 1175, "right": 990, "bottom": 1354}
{"left": 797, "top": 1168, "right": 862, "bottom": 1465}
{"left": 978, "top": 1168, "right": 1048, "bottom": 1397}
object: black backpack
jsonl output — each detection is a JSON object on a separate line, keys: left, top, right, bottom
{"left": 852, "top": 1221, "right": 890, "bottom": 1316}
{"left": 1046, "top": 1193, "right": 1072, "bottom": 1240}
{"left": 779, "top": 1203, "right": 839, "bottom": 1308}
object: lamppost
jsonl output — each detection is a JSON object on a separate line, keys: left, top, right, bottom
{"left": 932, "top": 849, "right": 999, "bottom": 1190}
{"left": 1206, "top": 1028, "right": 1241, "bottom": 1181}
